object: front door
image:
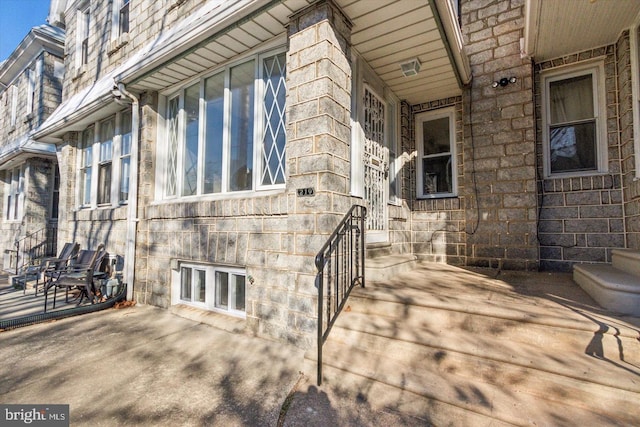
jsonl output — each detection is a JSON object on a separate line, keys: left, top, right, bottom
{"left": 362, "top": 86, "right": 388, "bottom": 243}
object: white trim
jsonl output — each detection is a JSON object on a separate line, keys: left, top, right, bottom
{"left": 540, "top": 59, "right": 607, "bottom": 178}
{"left": 157, "top": 47, "right": 286, "bottom": 200}
{"left": 416, "top": 107, "right": 457, "bottom": 199}
{"left": 171, "top": 262, "right": 246, "bottom": 318}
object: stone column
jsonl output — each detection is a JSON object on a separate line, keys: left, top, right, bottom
{"left": 460, "top": 0, "right": 538, "bottom": 270}
{"left": 260, "top": 0, "right": 353, "bottom": 346}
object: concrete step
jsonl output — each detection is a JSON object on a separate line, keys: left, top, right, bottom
{"left": 309, "top": 340, "right": 637, "bottom": 426}
{"left": 612, "top": 249, "right": 640, "bottom": 277}
{"left": 349, "top": 280, "right": 640, "bottom": 343}
{"left": 574, "top": 264, "right": 640, "bottom": 316}
{"left": 301, "top": 358, "right": 515, "bottom": 427}
{"left": 364, "top": 254, "right": 417, "bottom": 283}
{"left": 329, "top": 309, "right": 640, "bottom": 391}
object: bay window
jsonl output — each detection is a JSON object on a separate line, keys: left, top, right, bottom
{"left": 77, "top": 110, "right": 131, "bottom": 208}
{"left": 160, "top": 49, "right": 286, "bottom": 199}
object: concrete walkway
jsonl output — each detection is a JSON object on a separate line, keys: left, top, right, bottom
{"left": 0, "top": 304, "right": 306, "bottom": 426}
{"left": 2, "top": 267, "right": 639, "bottom": 426}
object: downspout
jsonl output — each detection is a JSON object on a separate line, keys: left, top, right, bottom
{"left": 117, "top": 81, "right": 139, "bottom": 301}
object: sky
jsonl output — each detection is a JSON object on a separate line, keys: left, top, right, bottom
{"left": 0, "top": 0, "right": 52, "bottom": 62}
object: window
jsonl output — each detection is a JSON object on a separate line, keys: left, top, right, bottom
{"left": 78, "top": 110, "right": 131, "bottom": 208}
{"left": 173, "top": 264, "right": 246, "bottom": 316}
{"left": 416, "top": 108, "right": 456, "bottom": 198}
{"left": 160, "top": 49, "right": 286, "bottom": 199}
{"left": 541, "top": 62, "right": 606, "bottom": 177}
{"left": 5, "top": 166, "right": 25, "bottom": 221}
{"left": 119, "top": 113, "right": 132, "bottom": 202}
{"left": 98, "top": 118, "right": 114, "bottom": 204}
{"left": 119, "top": 0, "right": 130, "bottom": 36}
{"left": 76, "top": 7, "right": 90, "bottom": 69}
{"left": 51, "top": 167, "right": 60, "bottom": 220}
{"left": 10, "top": 85, "right": 17, "bottom": 127}
{"left": 80, "top": 127, "right": 94, "bottom": 206}
{"left": 27, "top": 69, "right": 35, "bottom": 115}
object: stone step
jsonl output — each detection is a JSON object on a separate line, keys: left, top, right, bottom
{"left": 574, "top": 264, "right": 640, "bottom": 316}
{"left": 328, "top": 309, "right": 640, "bottom": 392}
{"left": 612, "top": 249, "right": 640, "bottom": 277}
{"left": 309, "top": 339, "right": 637, "bottom": 427}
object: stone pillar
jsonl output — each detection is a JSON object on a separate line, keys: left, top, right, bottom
{"left": 264, "top": 0, "right": 352, "bottom": 346}
{"left": 460, "top": 0, "right": 538, "bottom": 270}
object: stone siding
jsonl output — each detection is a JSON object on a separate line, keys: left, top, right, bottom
{"left": 409, "top": 98, "right": 467, "bottom": 265}
{"left": 535, "top": 45, "right": 625, "bottom": 271}
{"left": 460, "top": 0, "right": 538, "bottom": 270}
{"left": 618, "top": 29, "right": 640, "bottom": 250}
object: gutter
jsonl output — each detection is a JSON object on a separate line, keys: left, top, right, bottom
{"left": 430, "top": 0, "right": 472, "bottom": 87}
{"left": 115, "top": 82, "right": 139, "bottom": 302}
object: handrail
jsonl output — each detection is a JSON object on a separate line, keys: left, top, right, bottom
{"left": 315, "top": 204, "right": 366, "bottom": 385}
{"left": 13, "top": 226, "right": 57, "bottom": 293}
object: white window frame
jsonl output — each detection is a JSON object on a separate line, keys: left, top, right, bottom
{"left": 75, "top": 6, "right": 90, "bottom": 71}
{"left": 171, "top": 263, "right": 246, "bottom": 318}
{"left": 77, "top": 110, "right": 131, "bottom": 209}
{"left": 631, "top": 23, "right": 640, "bottom": 179}
{"left": 540, "top": 60, "right": 607, "bottom": 178}
{"left": 111, "top": 0, "right": 130, "bottom": 41}
{"left": 10, "top": 85, "right": 18, "bottom": 127}
{"left": 416, "top": 107, "right": 457, "bottom": 199}
{"left": 4, "top": 166, "right": 26, "bottom": 222}
{"left": 156, "top": 46, "right": 287, "bottom": 201}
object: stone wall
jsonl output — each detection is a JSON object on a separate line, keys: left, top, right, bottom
{"left": 409, "top": 98, "right": 467, "bottom": 265}
{"left": 460, "top": 0, "right": 538, "bottom": 270}
{"left": 618, "top": 29, "right": 640, "bottom": 251}
{"left": 534, "top": 45, "right": 625, "bottom": 271}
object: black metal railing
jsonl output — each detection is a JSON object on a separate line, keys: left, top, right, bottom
{"left": 13, "top": 226, "right": 58, "bottom": 292}
{"left": 315, "top": 204, "right": 366, "bottom": 385}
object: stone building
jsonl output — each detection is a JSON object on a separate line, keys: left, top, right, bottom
{"left": 13, "top": 0, "right": 639, "bottom": 345}
{"left": 0, "top": 23, "right": 65, "bottom": 271}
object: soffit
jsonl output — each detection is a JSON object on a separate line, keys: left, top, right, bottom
{"left": 128, "top": 0, "right": 468, "bottom": 105}
{"left": 526, "top": 0, "right": 640, "bottom": 62}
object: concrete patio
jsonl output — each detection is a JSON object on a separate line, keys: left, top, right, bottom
{"left": 1, "top": 265, "right": 639, "bottom": 426}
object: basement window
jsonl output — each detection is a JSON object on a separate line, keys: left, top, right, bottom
{"left": 172, "top": 263, "right": 246, "bottom": 317}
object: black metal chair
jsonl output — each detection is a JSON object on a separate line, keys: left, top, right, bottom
{"left": 44, "top": 244, "right": 107, "bottom": 312}
{"left": 35, "top": 242, "right": 80, "bottom": 296}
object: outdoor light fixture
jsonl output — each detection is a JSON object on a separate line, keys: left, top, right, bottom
{"left": 400, "top": 58, "right": 421, "bottom": 77}
{"left": 492, "top": 76, "right": 517, "bottom": 88}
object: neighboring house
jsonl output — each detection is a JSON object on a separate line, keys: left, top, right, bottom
{"left": 0, "top": 23, "right": 65, "bottom": 271}
{"left": 27, "top": 0, "right": 640, "bottom": 346}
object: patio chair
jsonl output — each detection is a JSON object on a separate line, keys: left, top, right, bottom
{"left": 43, "top": 244, "right": 107, "bottom": 312}
{"left": 34, "top": 242, "right": 80, "bottom": 296}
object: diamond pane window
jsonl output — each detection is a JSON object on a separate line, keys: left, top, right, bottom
{"left": 166, "top": 96, "right": 179, "bottom": 197}
{"left": 261, "top": 52, "right": 286, "bottom": 186}
{"left": 161, "top": 49, "right": 286, "bottom": 199}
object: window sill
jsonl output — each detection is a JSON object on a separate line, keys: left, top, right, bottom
{"left": 108, "top": 33, "right": 129, "bottom": 55}
{"left": 152, "top": 188, "right": 286, "bottom": 206}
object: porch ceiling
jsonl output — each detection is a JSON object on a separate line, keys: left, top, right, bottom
{"left": 127, "top": 0, "right": 469, "bottom": 106}
{"left": 525, "top": 0, "right": 640, "bottom": 62}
